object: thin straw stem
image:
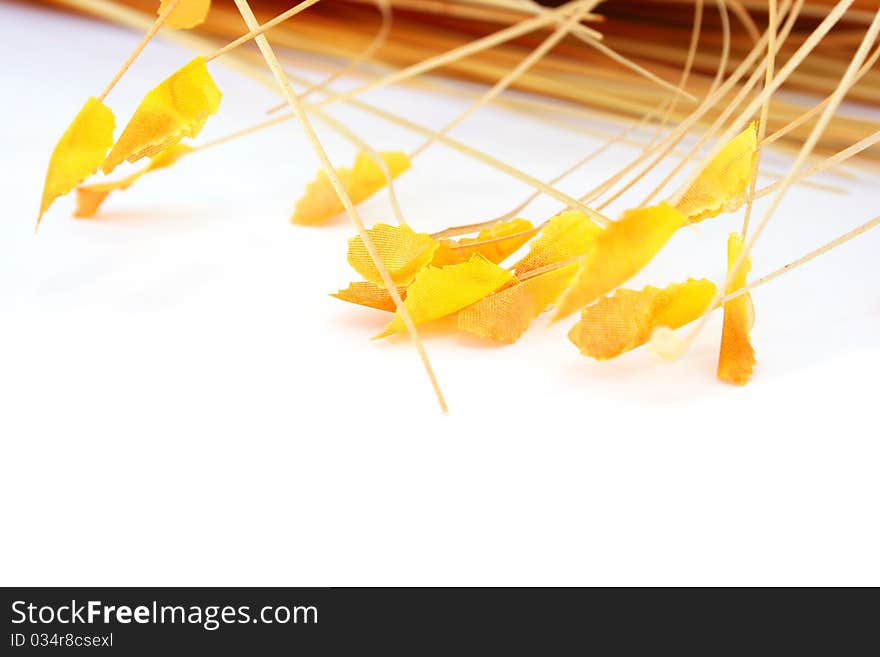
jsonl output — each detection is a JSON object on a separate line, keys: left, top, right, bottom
{"left": 230, "top": 0, "right": 448, "bottom": 413}
{"left": 722, "top": 214, "right": 880, "bottom": 304}
{"left": 97, "top": 0, "right": 180, "bottom": 101}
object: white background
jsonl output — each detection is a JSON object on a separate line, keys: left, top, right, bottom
{"left": 2, "top": 1, "right": 879, "bottom": 585}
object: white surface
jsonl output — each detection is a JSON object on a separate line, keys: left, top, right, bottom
{"left": 2, "top": 2, "right": 879, "bottom": 586}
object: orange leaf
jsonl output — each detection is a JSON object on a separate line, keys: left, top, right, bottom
{"left": 291, "top": 151, "right": 410, "bottom": 225}
{"left": 74, "top": 144, "right": 193, "bottom": 218}
{"left": 717, "top": 232, "right": 756, "bottom": 385}
{"left": 38, "top": 97, "right": 115, "bottom": 226}
{"left": 513, "top": 210, "right": 601, "bottom": 275}
{"left": 457, "top": 263, "right": 578, "bottom": 343}
{"left": 675, "top": 122, "right": 758, "bottom": 223}
{"left": 554, "top": 203, "right": 687, "bottom": 320}
{"left": 432, "top": 218, "right": 535, "bottom": 266}
{"left": 103, "top": 57, "right": 221, "bottom": 174}
{"left": 568, "top": 278, "right": 717, "bottom": 360}
{"left": 376, "top": 254, "right": 515, "bottom": 338}
{"left": 161, "top": 0, "right": 211, "bottom": 29}
{"left": 332, "top": 281, "right": 406, "bottom": 312}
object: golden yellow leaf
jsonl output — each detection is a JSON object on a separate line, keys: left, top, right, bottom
{"left": 348, "top": 151, "right": 410, "bottom": 202}
{"left": 554, "top": 203, "right": 688, "bottom": 320}
{"left": 74, "top": 144, "right": 193, "bottom": 218}
{"left": 568, "top": 278, "right": 717, "bottom": 360}
{"left": 161, "top": 0, "right": 211, "bottom": 29}
{"left": 718, "top": 232, "right": 756, "bottom": 385}
{"left": 432, "top": 218, "right": 535, "bottom": 266}
{"left": 376, "top": 254, "right": 515, "bottom": 338}
{"left": 457, "top": 263, "right": 578, "bottom": 343}
{"left": 332, "top": 281, "right": 406, "bottom": 312}
{"left": 291, "top": 169, "right": 353, "bottom": 226}
{"left": 513, "top": 211, "right": 602, "bottom": 275}
{"left": 675, "top": 122, "right": 758, "bottom": 223}
{"left": 291, "top": 151, "right": 410, "bottom": 225}
{"left": 347, "top": 223, "right": 439, "bottom": 287}
{"left": 103, "top": 57, "right": 221, "bottom": 174}
{"left": 38, "top": 97, "right": 115, "bottom": 226}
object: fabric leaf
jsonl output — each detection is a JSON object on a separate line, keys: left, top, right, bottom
{"left": 332, "top": 281, "right": 406, "bottom": 312}
{"left": 554, "top": 203, "right": 688, "bottom": 320}
{"left": 717, "top": 232, "right": 756, "bottom": 385}
{"left": 103, "top": 57, "right": 221, "bottom": 174}
{"left": 432, "top": 218, "right": 534, "bottom": 266}
{"left": 161, "top": 0, "right": 211, "bottom": 29}
{"left": 513, "top": 210, "right": 602, "bottom": 275}
{"left": 457, "top": 264, "right": 578, "bottom": 343}
{"left": 74, "top": 144, "right": 193, "bottom": 218}
{"left": 568, "top": 278, "right": 717, "bottom": 360}
{"left": 292, "top": 168, "right": 353, "bottom": 227}
{"left": 291, "top": 151, "right": 410, "bottom": 225}
{"left": 376, "top": 255, "right": 515, "bottom": 338}
{"left": 347, "top": 223, "right": 439, "bottom": 287}
{"left": 675, "top": 122, "right": 759, "bottom": 223}
{"left": 38, "top": 97, "right": 115, "bottom": 225}
{"left": 349, "top": 151, "right": 410, "bottom": 203}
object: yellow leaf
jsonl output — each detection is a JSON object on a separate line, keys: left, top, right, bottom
{"left": 38, "top": 97, "right": 115, "bottom": 225}
{"left": 74, "top": 144, "right": 193, "bottom": 218}
{"left": 513, "top": 211, "right": 602, "bottom": 275}
{"left": 103, "top": 57, "right": 221, "bottom": 174}
{"left": 349, "top": 151, "right": 410, "bottom": 202}
{"left": 432, "top": 218, "right": 535, "bottom": 266}
{"left": 332, "top": 281, "right": 405, "bottom": 313}
{"left": 376, "top": 254, "right": 515, "bottom": 338}
{"left": 675, "top": 122, "right": 758, "bottom": 223}
{"left": 161, "top": 0, "right": 211, "bottom": 29}
{"left": 291, "top": 151, "right": 410, "bottom": 225}
{"left": 347, "top": 223, "right": 439, "bottom": 287}
{"left": 568, "top": 279, "right": 717, "bottom": 360}
{"left": 554, "top": 203, "right": 687, "bottom": 320}
{"left": 718, "top": 232, "right": 756, "bottom": 385}
{"left": 457, "top": 264, "right": 578, "bottom": 343}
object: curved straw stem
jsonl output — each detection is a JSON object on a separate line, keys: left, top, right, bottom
{"left": 727, "top": 0, "right": 760, "bottom": 43}
{"left": 636, "top": 0, "right": 810, "bottom": 209}
{"left": 264, "top": 2, "right": 591, "bottom": 114}
{"left": 261, "top": 0, "right": 696, "bottom": 116}
{"left": 408, "top": 0, "right": 593, "bottom": 159}
{"left": 466, "top": 0, "right": 692, "bottom": 100}
{"left": 710, "top": 0, "right": 731, "bottom": 96}
{"left": 300, "top": 0, "right": 393, "bottom": 102}
{"left": 649, "top": 0, "right": 704, "bottom": 142}
{"left": 575, "top": 0, "right": 790, "bottom": 211}
{"left": 633, "top": 0, "right": 803, "bottom": 211}
{"left": 405, "top": 1, "right": 610, "bottom": 225}
{"left": 462, "top": 0, "right": 708, "bottom": 230}
{"left": 741, "top": 0, "right": 778, "bottom": 238}
{"left": 669, "top": 0, "right": 854, "bottom": 206}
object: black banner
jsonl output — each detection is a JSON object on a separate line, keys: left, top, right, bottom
{"left": 1, "top": 587, "right": 874, "bottom": 653}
